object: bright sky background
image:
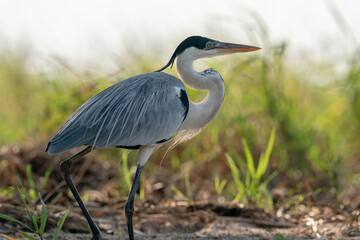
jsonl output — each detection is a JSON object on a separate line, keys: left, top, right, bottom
{"left": 0, "top": 0, "right": 359, "bottom": 71}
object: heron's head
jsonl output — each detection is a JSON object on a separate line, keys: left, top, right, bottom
{"left": 156, "top": 36, "right": 260, "bottom": 72}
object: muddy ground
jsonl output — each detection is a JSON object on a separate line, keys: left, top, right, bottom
{"left": 0, "top": 146, "right": 359, "bottom": 239}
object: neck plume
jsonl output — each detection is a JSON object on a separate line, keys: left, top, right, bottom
{"left": 176, "top": 50, "right": 225, "bottom": 131}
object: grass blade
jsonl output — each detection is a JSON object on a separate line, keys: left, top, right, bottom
{"left": 39, "top": 194, "right": 48, "bottom": 235}
{"left": 52, "top": 209, "right": 69, "bottom": 240}
{"left": 17, "top": 186, "right": 39, "bottom": 233}
{"left": 184, "top": 173, "right": 193, "bottom": 202}
{"left": 18, "top": 230, "right": 37, "bottom": 240}
{"left": 241, "top": 139, "right": 256, "bottom": 178}
{"left": 17, "top": 184, "right": 32, "bottom": 206}
{"left": 225, "top": 154, "right": 245, "bottom": 192}
{"left": 170, "top": 185, "right": 190, "bottom": 202}
{"left": 39, "top": 166, "right": 53, "bottom": 193}
{"left": 234, "top": 191, "right": 245, "bottom": 202}
{"left": 214, "top": 175, "right": 227, "bottom": 195}
{"left": 0, "top": 214, "right": 35, "bottom": 234}
{"left": 122, "top": 153, "right": 132, "bottom": 193}
{"left": 256, "top": 128, "right": 276, "bottom": 179}
{"left": 26, "top": 164, "right": 37, "bottom": 201}
{"left": 26, "top": 164, "right": 35, "bottom": 190}
{"left": 265, "top": 128, "right": 276, "bottom": 159}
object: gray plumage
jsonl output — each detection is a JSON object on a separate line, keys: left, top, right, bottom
{"left": 47, "top": 36, "right": 260, "bottom": 240}
{"left": 46, "top": 72, "right": 188, "bottom": 154}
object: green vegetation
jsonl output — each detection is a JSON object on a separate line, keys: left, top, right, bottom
{"left": 0, "top": 21, "right": 359, "bottom": 211}
{"left": 118, "top": 151, "right": 133, "bottom": 195}
{"left": 0, "top": 185, "right": 68, "bottom": 240}
{"left": 171, "top": 172, "right": 193, "bottom": 203}
{"left": 225, "top": 128, "right": 277, "bottom": 207}
{"left": 26, "top": 164, "right": 53, "bottom": 201}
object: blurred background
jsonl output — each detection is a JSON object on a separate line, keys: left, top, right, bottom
{"left": 0, "top": 0, "right": 360, "bottom": 210}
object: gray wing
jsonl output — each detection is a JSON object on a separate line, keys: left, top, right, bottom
{"left": 46, "top": 72, "right": 189, "bottom": 154}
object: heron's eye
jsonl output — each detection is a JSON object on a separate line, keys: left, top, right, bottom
{"left": 206, "top": 42, "right": 213, "bottom": 48}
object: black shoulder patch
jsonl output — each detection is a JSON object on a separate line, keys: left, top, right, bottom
{"left": 116, "top": 145, "right": 141, "bottom": 150}
{"left": 180, "top": 89, "right": 189, "bottom": 122}
{"left": 156, "top": 138, "right": 169, "bottom": 144}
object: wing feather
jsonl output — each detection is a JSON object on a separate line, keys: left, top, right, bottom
{"left": 47, "top": 72, "right": 188, "bottom": 154}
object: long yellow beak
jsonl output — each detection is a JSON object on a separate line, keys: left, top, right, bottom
{"left": 217, "top": 42, "right": 261, "bottom": 54}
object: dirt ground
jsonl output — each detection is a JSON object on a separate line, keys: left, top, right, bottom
{"left": 1, "top": 198, "right": 359, "bottom": 240}
{"left": 0, "top": 146, "right": 359, "bottom": 240}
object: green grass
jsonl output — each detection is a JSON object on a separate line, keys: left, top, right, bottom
{"left": 225, "top": 128, "right": 277, "bottom": 207}
{"left": 171, "top": 172, "right": 193, "bottom": 203}
{"left": 0, "top": 185, "right": 69, "bottom": 240}
{"left": 26, "top": 164, "right": 53, "bottom": 201}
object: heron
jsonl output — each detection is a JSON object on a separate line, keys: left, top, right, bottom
{"left": 46, "top": 35, "right": 260, "bottom": 240}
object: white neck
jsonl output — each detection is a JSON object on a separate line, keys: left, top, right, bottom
{"left": 176, "top": 48, "right": 225, "bottom": 130}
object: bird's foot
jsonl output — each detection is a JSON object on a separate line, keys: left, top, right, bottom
{"left": 91, "top": 233, "right": 102, "bottom": 240}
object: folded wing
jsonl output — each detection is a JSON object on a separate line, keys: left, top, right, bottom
{"left": 46, "top": 72, "right": 189, "bottom": 154}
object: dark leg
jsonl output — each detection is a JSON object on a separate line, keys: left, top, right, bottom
{"left": 60, "top": 146, "right": 102, "bottom": 240}
{"left": 125, "top": 164, "right": 143, "bottom": 240}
